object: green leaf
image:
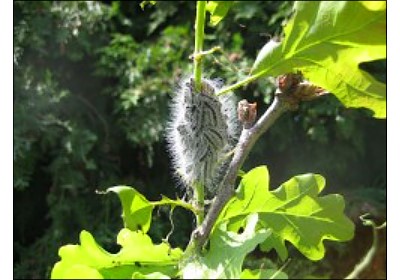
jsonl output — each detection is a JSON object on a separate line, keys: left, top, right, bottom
{"left": 106, "top": 186, "right": 154, "bottom": 232}
{"left": 251, "top": 1, "right": 386, "bottom": 118}
{"left": 140, "top": 1, "right": 156, "bottom": 10}
{"left": 58, "top": 265, "right": 103, "bottom": 279}
{"left": 206, "top": 1, "right": 234, "bottom": 26}
{"left": 51, "top": 229, "right": 183, "bottom": 279}
{"left": 218, "top": 166, "right": 355, "bottom": 261}
{"left": 240, "top": 268, "right": 288, "bottom": 279}
{"left": 181, "top": 214, "right": 271, "bottom": 279}
{"left": 132, "top": 271, "right": 171, "bottom": 279}
{"left": 104, "top": 186, "right": 197, "bottom": 232}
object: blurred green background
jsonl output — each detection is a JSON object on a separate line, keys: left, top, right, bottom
{"left": 13, "top": 1, "right": 386, "bottom": 279}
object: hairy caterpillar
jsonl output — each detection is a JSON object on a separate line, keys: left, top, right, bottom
{"left": 166, "top": 77, "right": 240, "bottom": 196}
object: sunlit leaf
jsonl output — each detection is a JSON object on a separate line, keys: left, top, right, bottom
{"left": 132, "top": 271, "right": 171, "bottom": 279}
{"left": 240, "top": 268, "right": 288, "bottom": 279}
{"left": 181, "top": 214, "right": 271, "bottom": 279}
{"left": 51, "top": 229, "right": 182, "bottom": 279}
{"left": 206, "top": 1, "right": 234, "bottom": 26}
{"left": 104, "top": 186, "right": 197, "bottom": 233}
{"left": 106, "top": 186, "right": 154, "bottom": 232}
{"left": 218, "top": 166, "right": 355, "bottom": 261}
{"left": 251, "top": 1, "right": 386, "bottom": 118}
{"left": 58, "top": 264, "right": 103, "bottom": 279}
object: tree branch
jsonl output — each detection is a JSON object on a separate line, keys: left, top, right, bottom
{"left": 181, "top": 73, "right": 322, "bottom": 260}
{"left": 188, "top": 90, "right": 291, "bottom": 251}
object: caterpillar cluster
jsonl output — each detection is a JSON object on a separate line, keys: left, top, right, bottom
{"left": 166, "top": 77, "right": 240, "bottom": 196}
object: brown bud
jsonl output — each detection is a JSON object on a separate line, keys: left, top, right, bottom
{"left": 276, "top": 72, "right": 329, "bottom": 111}
{"left": 238, "top": 99, "right": 257, "bottom": 129}
{"left": 277, "top": 73, "right": 302, "bottom": 94}
{"left": 292, "top": 82, "right": 329, "bottom": 101}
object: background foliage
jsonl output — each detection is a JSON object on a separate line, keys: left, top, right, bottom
{"left": 14, "top": 1, "right": 386, "bottom": 279}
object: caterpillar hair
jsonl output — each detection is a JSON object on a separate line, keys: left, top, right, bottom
{"left": 166, "top": 76, "right": 240, "bottom": 196}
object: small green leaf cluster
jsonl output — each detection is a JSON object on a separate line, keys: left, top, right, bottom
{"left": 51, "top": 165, "right": 354, "bottom": 279}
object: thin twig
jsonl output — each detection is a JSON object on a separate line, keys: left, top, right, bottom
{"left": 345, "top": 215, "right": 386, "bottom": 279}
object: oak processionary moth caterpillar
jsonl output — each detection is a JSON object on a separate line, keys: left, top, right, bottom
{"left": 166, "top": 77, "right": 240, "bottom": 196}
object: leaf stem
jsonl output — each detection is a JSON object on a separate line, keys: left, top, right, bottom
{"left": 216, "top": 71, "right": 266, "bottom": 96}
{"left": 191, "top": 46, "right": 221, "bottom": 60}
{"left": 151, "top": 198, "right": 197, "bottom": 214}
{"left": 193, "top": 1, "right": 206, "bottom": 92}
